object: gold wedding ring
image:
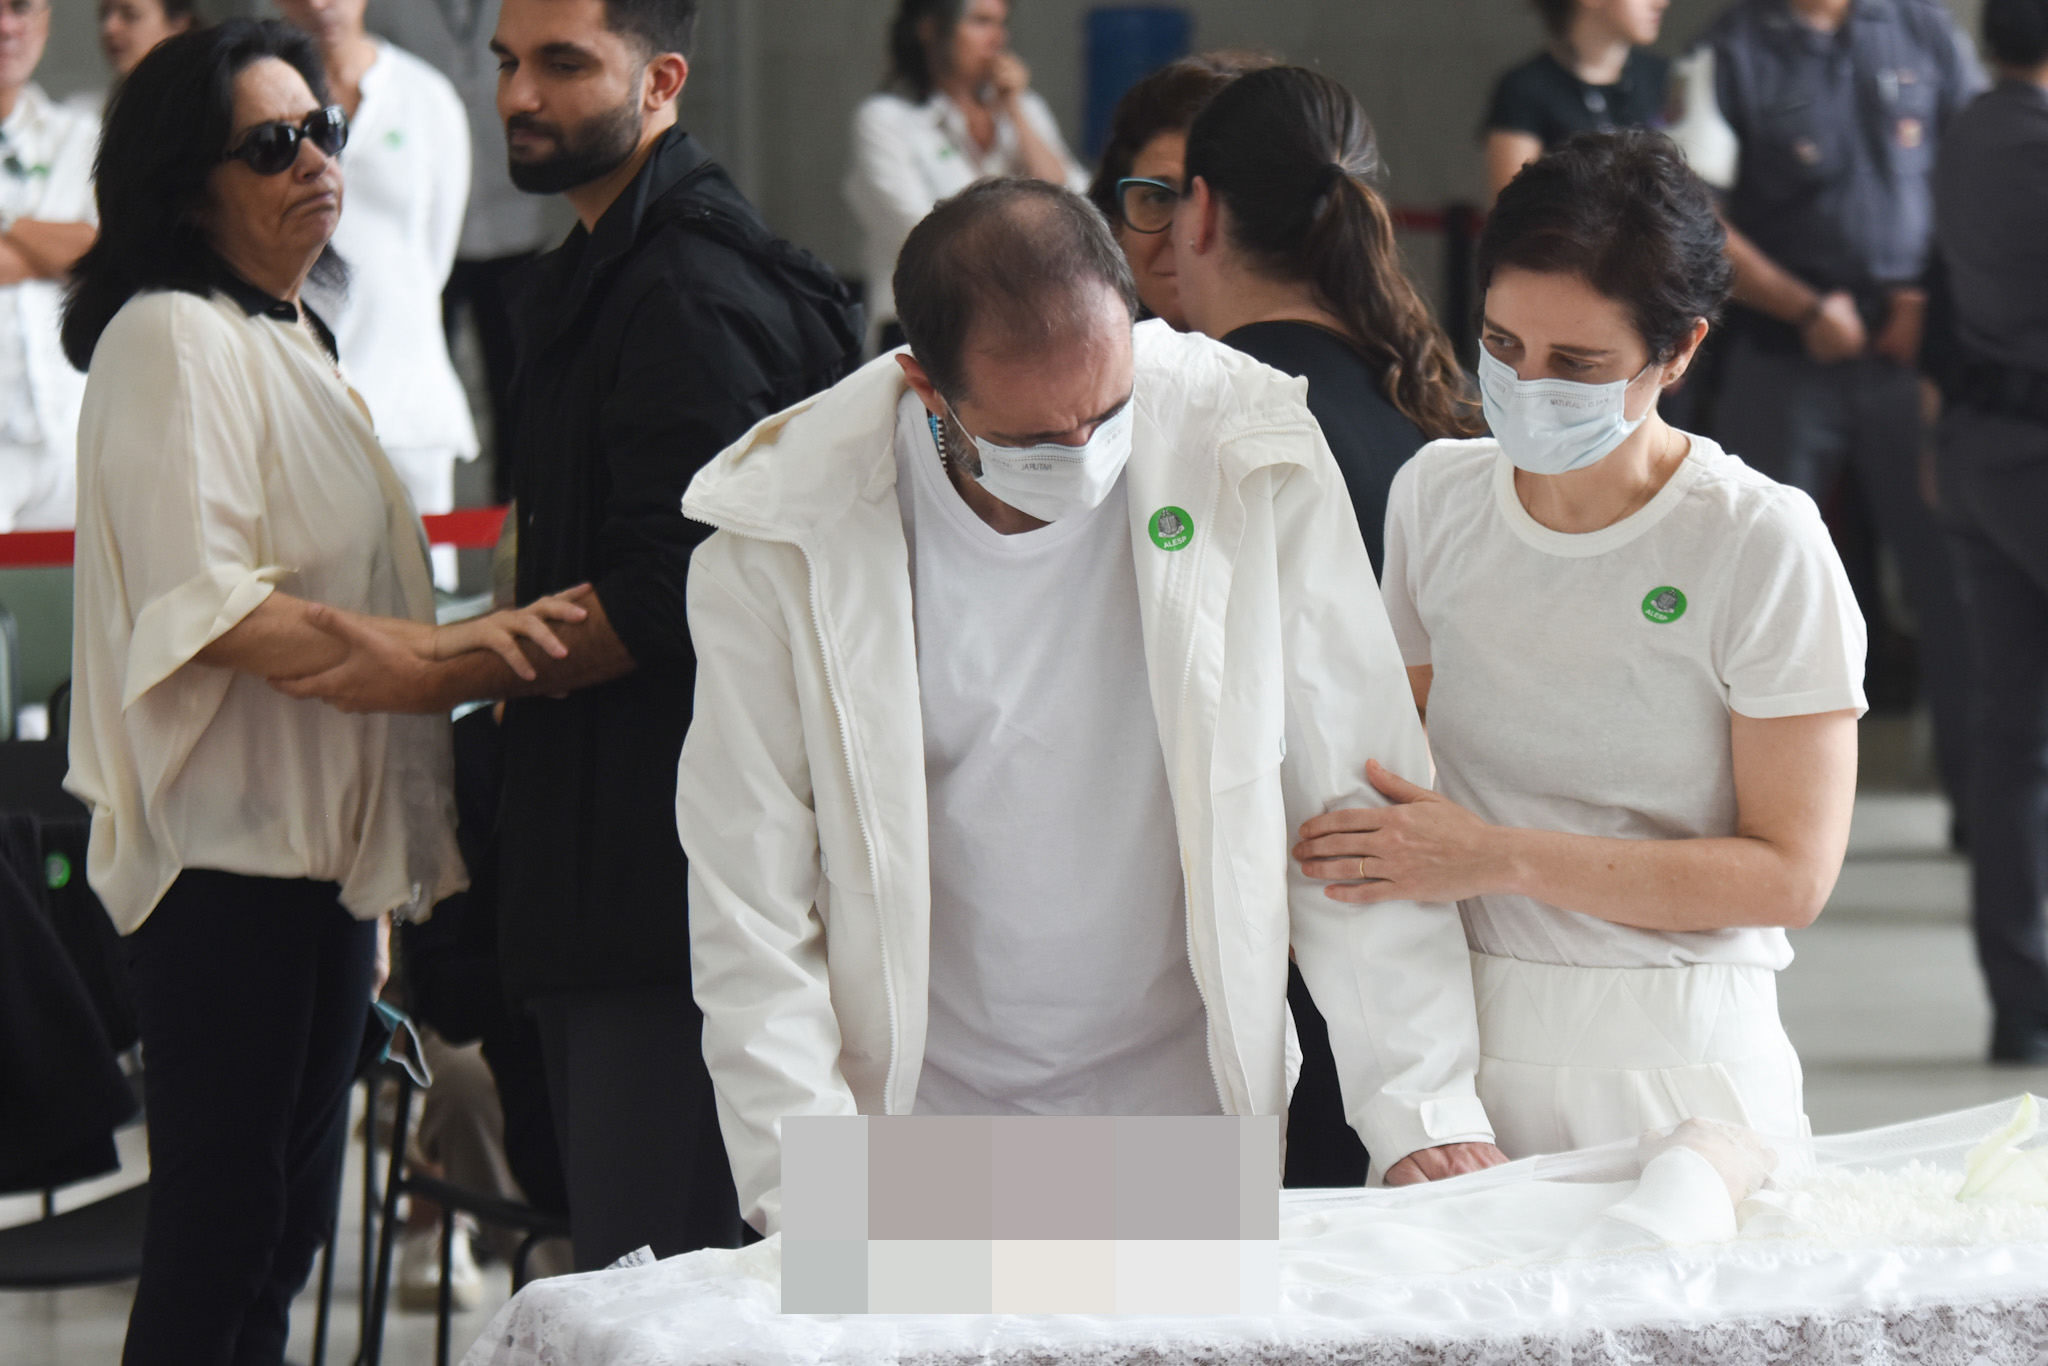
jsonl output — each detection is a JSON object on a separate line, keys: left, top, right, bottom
{"left": 1357, "top": 858, "right": 1367, "bottom": 881}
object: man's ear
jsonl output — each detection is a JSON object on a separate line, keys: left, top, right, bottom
{"left": 895, "top": 352, "right": 947, "bottom": 419}
{"left": 645, "top": 52, "right": 689, "bottom": 110}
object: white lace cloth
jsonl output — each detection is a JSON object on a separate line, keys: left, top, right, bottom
{"left": 462, "top": 1099, "right": 2048, "bottom": 1366}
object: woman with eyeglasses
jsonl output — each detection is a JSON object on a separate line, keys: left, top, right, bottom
{"left": 1293, "top": 131, "right": 1863, "bottom": 1160}
{"left": 845, "top": 0, "right": 1087, "bottom": 352}
{"left": 1087, "top": 50, "right": 1273, "bottom": 330}
{"left": 61, "top": 23, "right": 581, "bottom": 1363}
{"left": 1174, "top": 66, "right": 1482, "bottom": 575}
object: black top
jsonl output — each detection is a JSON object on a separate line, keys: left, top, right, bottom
{"left": 1220, "top": 320, "right": 1425, "bottom": 575}
{"left": 1483, "top": 48, "right": 1671, "bottom": 151}
{"left": 1701, "top": 0, "right": 1977, "bottom": 342}
{"left": 496, "top": 127, "right": 863, "bottom": 999}
{"left": 1935, "top": 80, "right": 2048, "bottom": 375}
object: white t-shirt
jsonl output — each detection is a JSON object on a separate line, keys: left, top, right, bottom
{"left": 892, "top": 394, "right": 1218, "bottom": 1116}
{"left": 1382, "top": 436, "right": 1867, "bottom": 971}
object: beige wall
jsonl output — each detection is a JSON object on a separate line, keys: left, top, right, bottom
{"left": 40, "top": 0, "right": 1987, "bottom": 282}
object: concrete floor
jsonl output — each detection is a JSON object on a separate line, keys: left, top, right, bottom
{"left": 5, "top": 720, "right": 2044, "bottom": 1365}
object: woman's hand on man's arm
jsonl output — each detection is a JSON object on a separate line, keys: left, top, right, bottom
{"left": 1292, "top": 709, "right": 1859, "bottom": 932}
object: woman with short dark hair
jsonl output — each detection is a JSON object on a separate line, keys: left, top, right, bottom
{"left": 63, "top": 21, "right": 581, "bottom": 1362}
{"left": 1294, "top": 130, "right": 1866, "bottom": 1159}
{"left": 1086, "top": 50, "right": 1273, "bottom": 329}
{"left": 844, "top": 0, "right": 1086, "bottom": 350}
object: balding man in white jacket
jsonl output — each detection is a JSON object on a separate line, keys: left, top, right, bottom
{"left": 677, "top": 180, "right": 1502, "bottom": 1236}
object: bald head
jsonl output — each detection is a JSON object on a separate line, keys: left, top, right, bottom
{"left": 893, "top": 178, "right": 1139, "bottom": 403}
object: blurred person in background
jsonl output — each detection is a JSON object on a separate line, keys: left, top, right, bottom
{"left": 278, "top": 0, "right": 479, "bottom": 591}
{"left": 368, "top": 0, "right": 570, "bottom": 506}
{"left": 58, "top": 22, "right": 580, "bottom": 1361}
{"left": 846, "top": 0, "right": 1087, "bottom": 350}
{"left": 1931, "top": 0, "right": 2048, "bottom": 1064}
{"left": 98, "top": 0, "right": 195, "bottom": 81}
{"left": 1086, "top": 50, "right": 1273, "bottom": 330}
{"left": 1669, "top": 0, "right": 1981, "bottom": 834}
{"left": 0, "top": 0, "right": 96, "bottom": 532}
{"left": 1483, "top": 0, "right": 1671, "bottom": 201}
{"left": 1171, "top": 64, "right": 1481, "bottom": 1187}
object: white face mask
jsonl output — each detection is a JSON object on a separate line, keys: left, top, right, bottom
{"left": 1478, "top": 348, "right": 1657, "bottom": 476}
{"left": 937, "top": 397, "right": 1136, "bottom": 522}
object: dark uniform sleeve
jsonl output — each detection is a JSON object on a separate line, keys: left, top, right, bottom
{"left": 591, "top": 282, "right": 782, "bottom": 667}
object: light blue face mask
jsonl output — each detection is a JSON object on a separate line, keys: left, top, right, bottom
{"left": 1478, "top": 348, "right": 1656, "bottom": 476}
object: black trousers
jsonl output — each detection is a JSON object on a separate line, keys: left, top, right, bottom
{"left": 1282, "top": 963, "right": 1369, "bottom": 1187}
{"left": 531, "top": 984, "right": 742, "bottom": 1270}
{"left": 122, "top": 871, "right": 373, "bottom": 1366}
{"left": 1940, "top": 406, "right": 2048, "bottom": 1044}
{"left": 442, "top": 253, "right": 534, "bottom": 505}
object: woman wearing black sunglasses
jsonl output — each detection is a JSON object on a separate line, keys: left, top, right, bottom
{"left": 60, "top": 22, "right": 581, "bottom": 1365}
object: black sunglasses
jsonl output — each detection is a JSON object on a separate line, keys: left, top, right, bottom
{"left": 220, "top": 106, "right": 349, "bottom": 176}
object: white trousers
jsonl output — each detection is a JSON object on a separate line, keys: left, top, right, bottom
{"left": 1471, "top": 951, "right": 1807, "bottom": 1159}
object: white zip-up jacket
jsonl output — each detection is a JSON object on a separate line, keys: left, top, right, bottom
{"left": 678, "top": 322, "right": 1493, "bottom": 1234}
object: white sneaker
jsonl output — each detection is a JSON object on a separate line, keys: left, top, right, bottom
{"left": 397, "top": 1217, "right": 485, "bottom": 1313}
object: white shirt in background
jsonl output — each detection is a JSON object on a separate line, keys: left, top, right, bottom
{"left": 321, "top": 41, "right": 477, "bottom": 586}
{"left": 1381, "top": 435, "right": 1867, "bottom": 972}
{"left": 67, "top": 287, "right": 465, "bottom": 934}
{"left": 0, "top": 84, "right": 97, "bottom": 531}
{"left": 891, "top": 393, "right": 1217, "bottom": 1117}
{"left": 365, "top": 0, "right": 570, "bottom": 262}
{"left": 845, "top": 88, "right": 1089, "bottom": 341}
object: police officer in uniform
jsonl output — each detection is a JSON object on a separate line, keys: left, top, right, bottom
{"left": 1670, "top": 0, "right": 1982, "bottom": 820}
{"left": 1933, "top": 0, "right": 2048, "bottom": 1063}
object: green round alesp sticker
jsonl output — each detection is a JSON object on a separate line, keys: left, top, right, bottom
{"left": 1642, "top": 586, "right": 1687, "bottom": 623}
{"left": 1149, "top": 505, "right": 1193, "bottom": 552}
{"left": 44, "top": 851, "right": 70, "bottom": 890}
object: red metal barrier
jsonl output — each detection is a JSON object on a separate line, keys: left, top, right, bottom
{"left": 0, "top": 505, "right": 511, "bottom": 570}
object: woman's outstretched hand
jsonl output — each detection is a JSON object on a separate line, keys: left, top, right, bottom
{"left": 1293, "top": 759, "right": 1515, "bottom": 905}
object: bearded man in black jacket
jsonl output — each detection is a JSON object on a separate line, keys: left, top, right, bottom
{"left": 284, "top": 0, "right": 862, "bottom": 1270}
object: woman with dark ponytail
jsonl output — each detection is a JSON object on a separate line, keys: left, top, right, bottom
{"left": 1176, "top": 66, "right": 1482, "bottom": 576}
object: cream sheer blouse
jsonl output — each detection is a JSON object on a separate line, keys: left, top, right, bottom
{"left": 66, "top": 284, "right": 466, "bottom": 933}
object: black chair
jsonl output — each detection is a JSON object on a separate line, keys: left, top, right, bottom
{"left": 0, "top": 1181, "right": 149, "bottom": 1290}
{"left": 355, "top": 1061, "right": 568, "bottom": 1366}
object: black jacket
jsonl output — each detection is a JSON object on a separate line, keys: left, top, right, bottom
{"left": 496, "top": 128, "right": 862, "bottom": 998}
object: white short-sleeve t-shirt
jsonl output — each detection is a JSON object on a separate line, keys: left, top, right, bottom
{"left": 1381, "top": 436, "right": 1867, "bottom": 971}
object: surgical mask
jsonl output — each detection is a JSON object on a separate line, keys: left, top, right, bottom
{"left": 933, "top": 398, "right": 1135, "bottom": 522}
{"left": 1478, "top": 348, "right": 1656, "bottom": 476}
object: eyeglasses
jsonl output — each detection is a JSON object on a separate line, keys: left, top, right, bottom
{"left": 1115, "top": 176, "right": 1181, "bottom": 235}
{"left": 219, "top": 107, "right": 349, "bottom": 176}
